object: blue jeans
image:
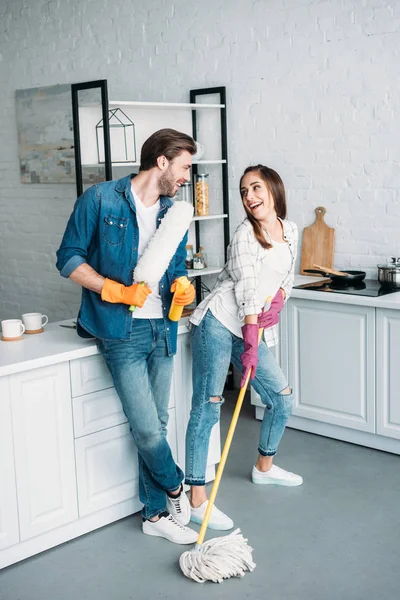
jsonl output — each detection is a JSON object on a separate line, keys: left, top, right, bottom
{"left": 98, "top": 319, "right": 183, "bottom": 519}
{"left": 185, "top": 310, "right": 294, "bottom": 486}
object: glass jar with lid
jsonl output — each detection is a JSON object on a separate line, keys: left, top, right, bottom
{"left": 195, "top": 173, "right": 209, "bottom": 216}
{"left": 180, "top": 181, "right": 192, "bottom": 204}
{"left": 185, "top": 244, "right": 194, "bottom": 270}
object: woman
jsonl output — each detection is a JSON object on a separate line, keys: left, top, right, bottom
{"left": 185, "top": 164, "right": 302, "bottom": 531}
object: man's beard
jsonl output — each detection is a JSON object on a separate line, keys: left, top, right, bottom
{"left": 158, "top": 169, "right": 177, "bottom": 197}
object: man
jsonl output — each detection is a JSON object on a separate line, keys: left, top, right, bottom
{"left": 56, "top": 128, "right": 198, "bottom": 544}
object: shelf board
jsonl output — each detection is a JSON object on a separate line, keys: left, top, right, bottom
{"left": 82, "top": 159, "right": 226, "bottom": 168}
{"left": 187, "top": 267, "right": 223, "bottom": 278}
{"left": 192, "top": 214, "right": 228, "bottom": 221}
{"left": 109, "top": 100, "right": 225, "bottom": 109}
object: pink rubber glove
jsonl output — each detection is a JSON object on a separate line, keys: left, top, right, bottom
{"left": 240, "top": 324, "right": 259, "bottom": 388}
{"left": 257, "top": 289, "right": 285, "bottom": 329}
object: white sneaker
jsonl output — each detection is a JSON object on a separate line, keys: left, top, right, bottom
{"left": 190, "top": 500, "right": 234, "bottom": 531}
{"left": 252, "top": 464, "right": 303, "bottom": 486}
{"left": 142, "top": 513, "right": 198, "bottom": 544}
{"left": 166, "top": 485, "right": 191, "bottom": 526}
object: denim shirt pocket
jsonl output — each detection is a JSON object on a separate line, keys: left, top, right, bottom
{"left": 102, "top": 215, "right": 128, "bottom": 246}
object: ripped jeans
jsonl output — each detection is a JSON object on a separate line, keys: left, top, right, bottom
{"left": 185, "top": 310, "right": 294, "bottom": 486}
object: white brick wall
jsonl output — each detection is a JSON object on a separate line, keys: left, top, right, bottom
{"left": 1, "top": 0, "right": 400, "bottom": 321}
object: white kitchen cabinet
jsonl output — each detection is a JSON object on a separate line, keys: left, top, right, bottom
{"left": 75, "top": 422, "right": 139, "bottom": 517}
{"left": 0, "top": 322, "right": 221, "bottom": 568}
{"left": 285, "top": 298, "right": 375, "bottom": 432}
{"left": 72, "top": 387, "right": 127, "bottom": 438}
{"left": 75, "top": 407, "right": 178, "bottom": 517}
{"left": 10, "top": 363, "right": 78, "bottom": 540}
{"left": 377, "top": 309, "right": 400, "bottom": 440}
{"left": 0, "top": 377, "right": 20, "bottom": 550}
{"left": 70, "top": 354, "right": 113, "bottom": 397}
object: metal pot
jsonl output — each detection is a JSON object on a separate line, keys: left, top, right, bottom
{"left": 377, "top": 257, "right": 400, "bottom": 288}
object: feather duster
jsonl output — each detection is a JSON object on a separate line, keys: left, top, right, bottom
{"left": 129, "top": 201, "right": 193, "bottom": 311}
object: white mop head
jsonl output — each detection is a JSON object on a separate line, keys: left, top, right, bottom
{"left": 134, "top": 201, "right": 194, "bottom": 284}
{"left": 179, "top": 529, "right": 256, "bottom": 584}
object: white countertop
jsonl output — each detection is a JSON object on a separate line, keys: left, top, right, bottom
{"left": 0, "top": 318, "right": 190, "bottom": 377}
{"left": 292, "top": 275, "right": 400, "bottom": 309}
{"left": 2, "top": 279, "right": 400, "bottom": 377}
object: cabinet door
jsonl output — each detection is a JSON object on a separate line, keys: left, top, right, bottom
{"left": 75, "top": 407, "right": 178, "bottom": 517}
{"left": 287, "top": 298, "right": 375, "bottom": 432}
{"left": 11, "top": 364, "right": 78, "bottom": 540}
{"left": 75, "top": 423, "right": 138, "bottom": 517}
{"left": 70, "top": 354, "right": 113, "bottom": 397}
{"left": 72, "top": 387, "right": 127, "bottom": 438}
{"left": 0, "top": 377, "right": 20, "bottom": 550}
{"left": 377, "top": 309, "right": 400, "bottom": 440}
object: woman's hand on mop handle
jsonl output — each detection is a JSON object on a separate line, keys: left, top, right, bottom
{"left": 100, "top": 278, "right": 152, "bottom": 312}
{"left": 257, "top": 289, "right": 284, "bottom": 329}
{"left": 240, "top": 296, "right": 273, "bottom": 387}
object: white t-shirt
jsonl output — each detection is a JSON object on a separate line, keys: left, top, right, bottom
{"left": 209, "top": 239, "right": 291, "bottom": 338}
{"left": 132, "top": 192, "right": 163, "bottom": 319}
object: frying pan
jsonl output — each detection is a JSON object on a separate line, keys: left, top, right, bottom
{"left": 304, "top": 266, "right": 366, "bottom": 283}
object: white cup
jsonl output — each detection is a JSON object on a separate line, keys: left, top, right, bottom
{"left": 1, "top": 319, "right": 26, "bottom": 339}
{"left": 22, "top": 313, "right": 48, "bottom": 332}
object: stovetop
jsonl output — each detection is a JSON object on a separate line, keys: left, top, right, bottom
{"left": 294, "top": 279, "right": 398, "bottom": 297}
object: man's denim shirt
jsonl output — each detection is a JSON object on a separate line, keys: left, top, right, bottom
{"left": 56, "top": 174, "right": 188, "bottom": 355}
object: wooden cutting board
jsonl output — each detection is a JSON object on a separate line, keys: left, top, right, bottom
{"left": 300, "top": 207, "right": 335, "bottom": 275}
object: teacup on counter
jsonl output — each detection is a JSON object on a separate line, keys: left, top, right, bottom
{"left": 1, "top": 319, "right": 25, "bottom": 341}
{"left": 22, "top": 312, "right": 48, "bottom": 334}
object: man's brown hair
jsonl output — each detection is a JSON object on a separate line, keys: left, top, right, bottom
{"left": 139, "top": 128, "right": 197, "bottom": 171}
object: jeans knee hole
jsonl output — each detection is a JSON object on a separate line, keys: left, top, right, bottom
{"left": 208, "top": 396, "right": 223, "bottom": 405}
{"left": 278, "top": 386, "right": 292, "bottom": 396}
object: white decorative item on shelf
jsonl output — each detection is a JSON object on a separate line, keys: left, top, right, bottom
{"left": 96, "top": 108, "right": 136, "bottom": 164}
{"left": 193, "top": 142, "right": 204, "bottom": 161}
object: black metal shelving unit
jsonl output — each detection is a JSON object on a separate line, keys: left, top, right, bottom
{"left": 71, "top": 81, "right": 233, "bottom": 387}
{"left": 71, "top": 81, "right": 230, "bottom": 301}
{"left": 71, "top": 79, "right": 112, "bottom": 198}
{"left": 190, "top": 86, "right": 230, "bottom": 305}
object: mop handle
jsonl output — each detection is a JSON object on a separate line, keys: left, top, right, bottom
{"left": 196, "top": 327, "right": 264, "bottom": 547}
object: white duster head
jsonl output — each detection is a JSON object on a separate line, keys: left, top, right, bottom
{"left": 134, "top": 201, "right": 194, "bottom": 284}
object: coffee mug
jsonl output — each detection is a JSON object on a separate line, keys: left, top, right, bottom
{"left": 1, "top": 319, "right": 26, "bottom": 339}
{"left": 22, "top": 313, "right": 48, "bottom": 331}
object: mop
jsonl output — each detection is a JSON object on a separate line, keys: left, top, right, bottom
{"left": 128, "top": 201, "right": 194, "bottom": 312}
{"left": 180, "top": 320, "right": 269, "bottom": 584}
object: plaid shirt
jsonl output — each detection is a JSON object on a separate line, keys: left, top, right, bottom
{"left": 189, "top": 218, "right": 298, "bottom": 347}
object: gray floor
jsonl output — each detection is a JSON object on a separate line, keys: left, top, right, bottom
{"left": 1, "top": 391, "right": 399, "bottom": 600}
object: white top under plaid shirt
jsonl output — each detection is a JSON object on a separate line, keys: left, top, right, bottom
{"left": 189, "top": 218, "right": 298, "bottom": 347}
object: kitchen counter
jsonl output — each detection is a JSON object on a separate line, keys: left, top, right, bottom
{"left": 252, "top": 275, "right": 400, "bottom": 457}
{"left": 0, "top": 318, "right": 190, "bottom": 377}
{"left": 0, "top": 315, "right": 219, "bottom": 570}
{"left": 291, "top": 275, "right": 400, "bottom": 309}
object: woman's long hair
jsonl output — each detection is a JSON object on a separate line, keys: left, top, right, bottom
{"left": 240, "top": 165, "right": 287, "bottom": 250}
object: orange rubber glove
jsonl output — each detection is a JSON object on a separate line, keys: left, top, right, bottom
{"left": 170, "top": 280, "right": 196, "bottom": 306}
{"left": 101, "top": 278, "right": 152, "bottom": 308}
